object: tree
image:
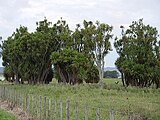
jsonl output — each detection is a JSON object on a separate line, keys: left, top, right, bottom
{"left": 51, "top": 48, "right": 88, "bottom": 84}
{"left": 2, "top": 26, "right": 29, "bottom": 84}
{"left": 29, "top": 18, "right": 58, "bottom": 84}
{"left": 93, "top": 21, "right": 113, "bottom": 86}
{"left": 72, "top": 22, "right": 100, "bottom": 84}
{"left": 114, "top": 19, "right": 160, "bottom": 88}
{"left": 85, "top": 65, "right": 99, "bottom": 83}
{"left": 80, "top": 20, "right": 113, "bottom": 86}
{"left": 51, "top": 19, "right": 101, "bottom": 84}
{"left": 51, "top": 19, "right": 100, "bottom": 84}
{"left": 1, "top": 18, "right": 112, "bottom": 85}
{"left": 1, "top": 18, "right": 58, "bottom": 84}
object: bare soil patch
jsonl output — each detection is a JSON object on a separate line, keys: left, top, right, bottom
{"left": 0, "top": 100, "right": 36, "bottom": 120}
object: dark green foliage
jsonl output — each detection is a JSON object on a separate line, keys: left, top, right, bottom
{"left": 2, "top": 26, "right": 29, "bottom": 84}
{"left": 2, "top": 19, "right": 57, "bottom": 84}
{"left": 114, "top": 19, "right": 160, "bottom": 88}
{"left": 2, "top": 18, "right": 160, "bottom": 87}
{"left": 104, "top": 70, "right": 119, "bottom": 78}
{"left": 1, "top": 18, "right": 102, "bottom": 85}
{"left": 3, "top": 66, "right": 14, "bottom": 82}
{"left": 72, "top": 20, "right": 113, "bottom": 85}
{"left": 50, "top": 19, "right": 110, "bottom": 84}
{"left": 85, "top": 65, "right": 100, "bottom": 83}
{"left": 51, "top": 48, "right": 88, "bottom": 84}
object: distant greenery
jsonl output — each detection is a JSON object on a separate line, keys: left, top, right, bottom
{"left": 104, "top": 70, "right": 119, "bottom": 78}
{"left": 1, "top": 79, "right": 160, "bottom": 119}
{"left": 0, "top": 109, "right": 16, "bottom": 120}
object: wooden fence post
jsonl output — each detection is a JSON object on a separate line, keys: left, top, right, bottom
{"left": 17, "top": 92, "right": 19, "bottom": 106}
{"left": 19, "top": 93, "right": 21, "bottom": 108}
{"left": 26, "top": 95, "right": 28, "bottom": 112}
{"left": 12, "top": 90, "right": 15, "bottom": 104}
{"left": 21, "top": 94, "right": 23, "bottom": 109}
{"left": 48, "top": 99, "right": 51, "bottom": 120}
{"left": 60, "top": 101, "right": 63, "bottom": 120}
{"left": 54, "top": 101, "right": 57, "bottom": 120}
{"left": 9, "top": 90, "right": 12, "bottom": 103}
{"left": 31, "top": 96, "right": 34, "bottom": 117}
{"left": 1, "top": 86, "right": 3, "bottom": 99}
{"left": 15, "top": 91, "right": 17, "bottom": 106}
{"left": 85, "top": 105, "right": 88, "bottom": 120}
{"left": 96, "top": 107, "right": 100, "bottom": 120}
{"left": 44, "top": 97, "right": 47, "bottom": 120}
{"left": 6, "top": 89, "right": 8, "bottom": 103}
{"left": 23, "top": 95, "right": 25, "bottom": 111}
{"left": 75, "top": 102, "right": 78, "bottom": 120}
{"left": 110, "top": 109, "right": 114, "bottom": 120}
{"left": 3, "top": 86, "right": 5, "bottom": 100}
{"left": 66, "top": 100, "right": 70, "bottom": 120}
{"left": 1, "top": 86, "right": 2, "bottom": 98}
{"left": 39, "top": 96, "right": 42, "bottom": 120}
{"left": 18, "top": 92, "right": 20, "bottom": 107}
{"left": 28, "top": 95, "right": 30, "bottom": 114}
{"left": 18, "top": 92, "right": 21, "bottom": 107}
{"left": 0, "top": 87, "right": 1, "bottom": 98}
{"left": 0, "top": 86, "right": 2, "bottom": 99}
{"left": 5, "top": 88, "right": 8, "bottom": 102}
{"left": 36, "top": 96, "right": 39, "bottom": 119}
{"left": 0, "top": 87, "right": 2, "bottom": 99}
{"left": 129, "top": 112, "right": 133, "bottom": 120}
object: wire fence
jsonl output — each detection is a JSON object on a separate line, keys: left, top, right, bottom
{"left": 0, "top": 86, "right": 153, "bottom": 120}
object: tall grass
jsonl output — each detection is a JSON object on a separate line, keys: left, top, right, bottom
{"left": 1, "top": 78, "right": 160, "bottom": 119}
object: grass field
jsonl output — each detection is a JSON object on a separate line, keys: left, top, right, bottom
{"left": 0, "top": 109, "right": 16, "bottom": 120}
{"left": 1, "top": 78, "right": 160, "bottom": 119}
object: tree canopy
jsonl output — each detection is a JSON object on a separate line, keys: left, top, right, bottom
{"left": 2, "top": 19, "right": 58, "bottom": 84}
{"left": 114, "top": 19, "right": 160, "bottom": 88}
{"left": 1, "top": 18, "right": 112, "bottom": 85}
{"left": 1, "top": 18, "right": 160, "bottom": 88}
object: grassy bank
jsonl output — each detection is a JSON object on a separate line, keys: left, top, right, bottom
{"left": 0, "top": 109, "right": 16, "bottom": 120}
{"left": 1, "top": 78, "right": 160, "bottom": 119}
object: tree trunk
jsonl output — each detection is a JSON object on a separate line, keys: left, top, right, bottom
{"left": 56, "top": 64, "right": 67, "bottom": 84}
{"left": 121, "top": 72, "right": 125, "bottom": 87}
{"left": 98, "top": 64, "right": 103, "bottom": 87}
{"left": 15, "top": 73, "right": 20, "bottom": 84}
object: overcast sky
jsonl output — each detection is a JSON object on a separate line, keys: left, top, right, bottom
{"left": 0, "top": 0, "right": 160, "bottom": 67}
